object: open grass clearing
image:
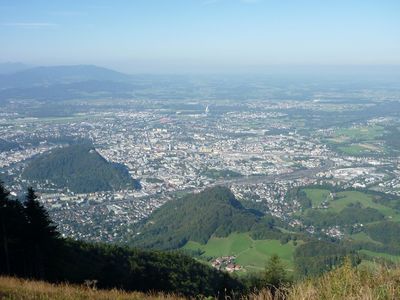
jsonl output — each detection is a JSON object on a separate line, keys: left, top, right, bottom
{"left": 183, "top": 232, "right": 297, "bottom": 272}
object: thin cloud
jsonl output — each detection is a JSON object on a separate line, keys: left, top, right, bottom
{"left": 2, "top": 22, "right": 58, "bottom": 29}
{"left": 49, "top": 11, "right": 87, "bottom": 17}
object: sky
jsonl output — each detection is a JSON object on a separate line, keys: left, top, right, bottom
{"left": 1, "top": 0, "right": 400, "bottom": 73}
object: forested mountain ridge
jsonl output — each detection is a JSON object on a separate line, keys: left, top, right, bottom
{"left": 22, "top": 144, "right": 141, "bottom": 193}
{"left": 132, "top": 186, "right": 284, "bottom": 250}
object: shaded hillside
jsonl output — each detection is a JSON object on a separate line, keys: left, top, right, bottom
{"left": 22, "top": 145, "right": 140, "bottom": 193}
{"left": 57, "top": 240, "right": 242, "bottom": 297}
{"left": 132, "top": 186, "right": 284, "bottom": 250}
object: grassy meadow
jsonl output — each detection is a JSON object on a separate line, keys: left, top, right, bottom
{"left": 325, "top": 125, "right": 386, "bottom": 155}
{"left": 184, "top": 232, "right": 297, "bottom": 272}
{"left": 302, "top": 188, "right": 398, "bottom": 217}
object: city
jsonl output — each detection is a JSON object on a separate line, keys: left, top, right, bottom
{"left": 1, "top": 94, "right": 400, "bottom": 243}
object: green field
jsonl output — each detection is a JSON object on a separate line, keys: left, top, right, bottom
{"left": 303, "top": 188, "right": 330, "bottom": 207}
{"left": 330, "top": 191, "right": 398, "bottom": 217}
{"left": 338, "top": 144, "right": 371, "bottom": 155}
{"left": 183, "top": 233, "right": 297, "bottom": 272}
{"left": 350, "top": 232, "right": 382, "bottom": 245}
{"left": 327, "top": 125, "right": 385, "bottom": 155}
{"left": 334, "top": 126, "right": 384, "bottom": 141}
{"left": 302, "top": 188, "right": 399, "bottom": 218}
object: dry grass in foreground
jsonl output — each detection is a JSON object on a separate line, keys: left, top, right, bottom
{"left": 2, "top": 260, "right": 400, "bottom": 300}
{"left": 248, "top": 260, "right": 400, "bottom": 300}
{"left": 0, "top": 276, "right": 184, "bottom": 300}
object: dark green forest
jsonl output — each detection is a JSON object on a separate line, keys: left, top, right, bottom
{"left": 293, "top": 240, "right": 360, "bottom": 277}
{"left": 22, "top": 145, "right": 141, "bottom": 193}
{"left": 131, "top": 186, "right": 289, "bottom": 250}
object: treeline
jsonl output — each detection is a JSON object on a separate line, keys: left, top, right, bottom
{"left": 294, "top": 240, "right": 360, "bottom": 277}
{"left": 348, "top": 221, "right": 400, "bottom": 256}
{"left": 0, "top": 182, "right": 243, "bottom": 297}
{"left": 302, "top": 205, "right": 384, "bottom": 228}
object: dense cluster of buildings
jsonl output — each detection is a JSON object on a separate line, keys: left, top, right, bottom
{"left": 211, "top": 256, "right": 242, "bottom": 272}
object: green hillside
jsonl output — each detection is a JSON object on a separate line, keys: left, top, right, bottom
{"left": 132, "top": 187, "right": 330, "bottom": 275}
{"left": 132, "top": 186, "right": 286, "bottom": 250}
{"left": 22, "top": 144, "right": 141, "bottom": 193}
{"left": 295, "top": 186, "right": 400, "bottom": 264}
{"left": 184, "top": 232, "right": 298, "bottom": 272}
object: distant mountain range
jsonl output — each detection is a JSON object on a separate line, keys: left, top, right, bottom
{"left": 0, "top": 64, "right": 130, "bottom": 89}
{"left": 0, "top": 64, "right": 136, "bottom": 102}
{"left": 0, "top": 80, "right": 136, "bottom": 101}
{"left": 22, "top": 144, "right": 141, "bottom": 193}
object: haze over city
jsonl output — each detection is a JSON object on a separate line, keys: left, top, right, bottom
{"left": 1, "top": 0, "right": 400, "bottom": 73}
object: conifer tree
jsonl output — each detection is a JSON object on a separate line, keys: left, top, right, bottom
{"left": 0, "top": 182, "right": 27, "bottom": 276}
{"left": 24, "top": 187, "right": 58, "bottom": 278}
{"left": 0, "top": 182, "right": 11, "bottom": 274}
{"left": 264, "top": 254, "right": 288, "bottom": 292}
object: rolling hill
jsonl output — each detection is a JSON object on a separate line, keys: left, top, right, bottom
{"left": 22, "top": 144, "right": 140, "bottom": 193}
{"left": 132, "top": 186, "right": 287, "bottom": 250}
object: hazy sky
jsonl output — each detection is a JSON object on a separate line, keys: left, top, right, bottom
{"left": 1, "top": 0, "right": 400, "bottom": 73}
